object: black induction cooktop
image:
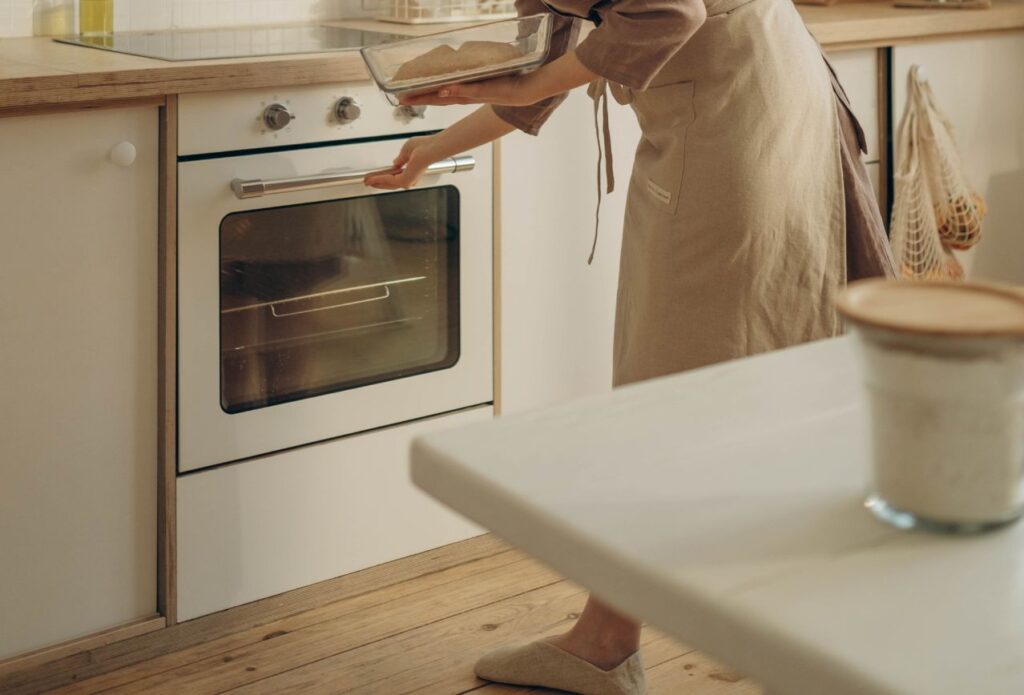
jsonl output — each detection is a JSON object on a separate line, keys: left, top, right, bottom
{"left": 55, "top": 25, "right": 402, "bottom": 62}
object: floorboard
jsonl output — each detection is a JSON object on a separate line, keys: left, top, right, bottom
{"left": 51, "top": 541, "right": 762, "bottom": 695}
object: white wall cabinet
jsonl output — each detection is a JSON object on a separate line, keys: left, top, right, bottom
{"left": 893, "top": 35, "right": 1024, "bottom": 283}
{"left": 0, "top": 106, "right": 159, "bottom": 659}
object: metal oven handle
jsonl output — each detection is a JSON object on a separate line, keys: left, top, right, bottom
{"left": 230, "top": 154, "right": 476, "bottom": 200}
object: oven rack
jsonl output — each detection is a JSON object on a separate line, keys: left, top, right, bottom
{"left": 221, "top": 315, "right": 423, "bottom": 355}
{"left": 221, "top": 275, "right": 426, "bottom": 319}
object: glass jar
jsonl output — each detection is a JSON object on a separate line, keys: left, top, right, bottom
{"left": 838, "top": 280, "right": 1024, "bottom": 534}
{"left": 34, "top": 1, "right": 74, "bottom": 36}
{"left": 856, "top": 327, "right": 1024, "bottom": 533}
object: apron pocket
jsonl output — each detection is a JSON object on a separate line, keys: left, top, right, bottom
{"left": 630, "top": 81, "right": 695, "bottom": 215}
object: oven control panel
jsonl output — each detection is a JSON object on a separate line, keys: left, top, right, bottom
{"left": 178, "top": 83, "right": 474, "bottom": 157}
{"left": 334, "top": 97, "right": 362, "bottom": 124}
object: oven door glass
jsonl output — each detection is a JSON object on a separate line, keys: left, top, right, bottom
{"left": 219, "top": 186, "right": 459, "bottom": 413}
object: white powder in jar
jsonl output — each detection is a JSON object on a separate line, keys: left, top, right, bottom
{"left": 861, "top": 339, "right": 1024, "bottom": 525}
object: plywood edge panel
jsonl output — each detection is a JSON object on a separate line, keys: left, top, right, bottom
{"left": 492, "top": 139, "right": 503, "bottom": 416}
{"left": 158, "top": 95, "right": 178, "bottom": 626}
{"left": 0, "top": 95, "right": 165, "bottom": 118}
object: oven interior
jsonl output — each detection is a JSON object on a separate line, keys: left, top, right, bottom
{"left": 218, "top": 186, "right": 461, "bottom": 413}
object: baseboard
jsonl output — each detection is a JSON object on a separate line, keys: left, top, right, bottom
{"left": 0, "top": 616, "right": 165, "bottom": 680}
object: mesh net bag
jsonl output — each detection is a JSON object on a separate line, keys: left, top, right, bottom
{"left": 890, "top": 66, "right": 986, "bottom": 279}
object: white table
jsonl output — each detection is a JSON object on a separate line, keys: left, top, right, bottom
{"left": 410, "top": 337, "right": 1024, "bottom": 695}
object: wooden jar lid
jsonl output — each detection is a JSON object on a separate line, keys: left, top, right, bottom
{"left": 836, "top": 280, "right": 1024, "bottom": 337}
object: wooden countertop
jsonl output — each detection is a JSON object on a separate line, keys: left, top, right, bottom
{"left": 801, "top": 0, "right": 1024, "bottom": 48}
{"left": 2, "top": 2, "right": 1023, "bottom": 111}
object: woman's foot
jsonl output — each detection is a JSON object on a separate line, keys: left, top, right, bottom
{"left": 546, "top": 596, "right": 642, "bottom": 670}
{"left": 474, "top": 640, "right": 645, "bottom": 695}
{"left": 474, "top": 596, "right": 645, "bottom": 694}
{"left": 545, "top": 627, "right": 639, "bottom": 671}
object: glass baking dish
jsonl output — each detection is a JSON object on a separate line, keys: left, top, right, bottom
{"left": 361, "top": 14, "right": 553, "bottom": 105}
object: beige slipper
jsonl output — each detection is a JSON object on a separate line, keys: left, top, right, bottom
{"left": 474, "top": 640, "right": 646, "bottom": 695}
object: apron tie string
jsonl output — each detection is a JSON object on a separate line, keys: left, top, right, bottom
{"left": 586, "top": 77, "right": 615, "bottom": 265}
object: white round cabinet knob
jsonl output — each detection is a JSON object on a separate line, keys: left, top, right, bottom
{"left": 109, "top": 141, "right": 137, "bottom": 167}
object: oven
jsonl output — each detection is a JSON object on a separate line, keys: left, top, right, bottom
{"left": 177, "top": 85, "right": 492, "bottom": 472}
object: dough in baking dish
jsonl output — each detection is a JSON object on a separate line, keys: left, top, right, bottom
{"left": 394, "top": 41, "right": 523, "bottom": 81}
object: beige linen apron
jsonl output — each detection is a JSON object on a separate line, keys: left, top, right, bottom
{"left": 606, "top": 0, "right": 847, "bottom": 387}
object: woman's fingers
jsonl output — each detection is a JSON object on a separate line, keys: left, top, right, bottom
{"left": 364, "top": 167, "right": 422, "bottom": 190}
{"left": 366, "top": 135, "right": 440, "bottom": 189}
{"left": 442, "top": 77, "right": 519, "bottom": 103}
{"left": 363, "top": 172, "right": 402, "bottom": 189}
{"left": 400, "top": 92, "right": 474, "bottom": 107}
{"left": 399, "top": 76, "right": 522, "bottom": 106}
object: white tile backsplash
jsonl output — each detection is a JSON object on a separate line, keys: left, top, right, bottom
{"left": 0, "top": 0, "right": 34, "bottom": 37}
{"left": 0, "top": 0, "right": 369, "bottom": 37}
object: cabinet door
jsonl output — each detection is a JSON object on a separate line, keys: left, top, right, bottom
{"left": 498, "top": 88, "right": 641, "bottom": 413}
{"left": 177, "top": 407, "right": 488, "bottom": 622}
{"left": 0, "top": 106, "right": 159, "bottom": 659}
{"left": 893, "top": 35, "right": 1024, "bottom": 283}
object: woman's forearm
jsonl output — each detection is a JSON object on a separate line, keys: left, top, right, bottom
{"left": 519, "top": 51, "right": 599, "bottom": 104}
{"left": 430, "top": 105, "right": 517, "bottom": 160}
{"left": 365, "top": 54, "right": 597, "bottom": 189}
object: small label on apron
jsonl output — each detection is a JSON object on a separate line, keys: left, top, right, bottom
{"left": 646, "top": 178, "right": 672, "bottom": 206}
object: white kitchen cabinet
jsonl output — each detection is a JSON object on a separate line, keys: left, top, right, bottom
{"left": 176, "top": 407, "right": 487, "bottom": 622}
{"left": 827, "top": 48, "right": 881, "bottom": 164}
{"left": 894, "top": 35, "right": 1024, "bottom": 283}
{"left": 499, "top": 88, "right": 640, "bottom": 413}
{"left": 0, "top": 106, "right": 159, "bottom": 659}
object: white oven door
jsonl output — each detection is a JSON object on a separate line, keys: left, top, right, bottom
{"left": 178, "top": 140, "right": 493, "bottom": 472}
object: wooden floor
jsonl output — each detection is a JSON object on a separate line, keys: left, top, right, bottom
{"left": 48, "top": 540, "right": 763, "bottom": 695}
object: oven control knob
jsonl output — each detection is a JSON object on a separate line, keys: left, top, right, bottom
{"left": 263, "top": 103, "right": 295, "bottom": 131}
{"left": 334, "top": 97, "right": 362, "bottom": 124}
{"left": 397, "top": 104, "right": 427, "bottom": 120}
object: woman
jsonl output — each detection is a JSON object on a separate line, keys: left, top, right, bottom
{"left": 367, "top": 0, "right": 895, "bottom": 692}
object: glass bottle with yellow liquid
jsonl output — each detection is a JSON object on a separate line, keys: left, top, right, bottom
{"left": 80, "top": 0, "right": 113, "bottom": 36}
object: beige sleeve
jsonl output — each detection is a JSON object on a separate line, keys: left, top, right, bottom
{"left": 575, "top": 0, "right": 706, "bottom": 90}
{"left": 491, "top": 0, "right": 581, "bottom": 136}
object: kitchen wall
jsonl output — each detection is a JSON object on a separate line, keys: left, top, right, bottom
{"left": 0, "top": 0, "right": 31, "bottom": 37}
{"left": 0, "top": 0, "right": 369, "bottom": 38}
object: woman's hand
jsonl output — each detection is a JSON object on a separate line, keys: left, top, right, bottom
{"left": 364, "top": 135, "right": 442, "bottom": 190}
{"left": 399, "top": 74, "right": 541, "bottom": 108}
{"left": 398, "top": 52, "right": 597, "bottom": 108}
{"left": 365, "top": 107, "right": 518, "bottom": 190}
